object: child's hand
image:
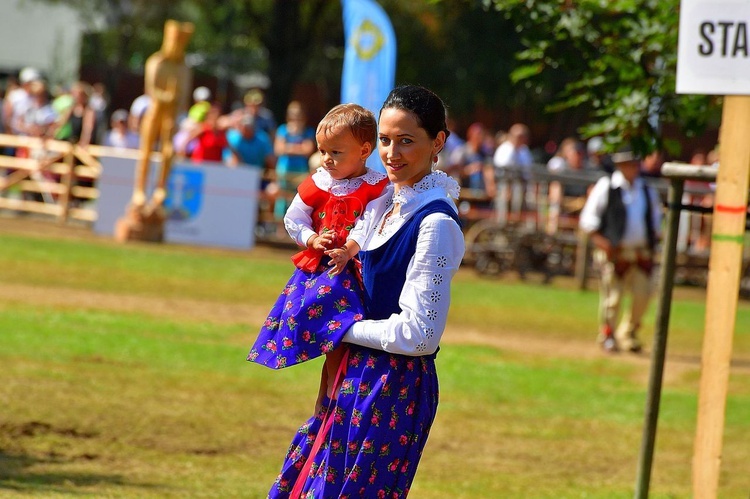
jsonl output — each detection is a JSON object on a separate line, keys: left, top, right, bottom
{"left": 325, "top": 247, "right": 349, "bottom": 276}
{"left": 309, "top": 232, "right": 335, "bottom": 251}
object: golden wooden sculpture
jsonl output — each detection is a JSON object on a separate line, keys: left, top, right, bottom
{"left": 115, "top": 20, "right": 194, "bottom": 243}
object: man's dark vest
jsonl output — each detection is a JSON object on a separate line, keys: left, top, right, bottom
{"left": 597, "top": 179, "right": 656, "bottom": 250}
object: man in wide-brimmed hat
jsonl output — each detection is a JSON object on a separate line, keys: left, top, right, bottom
{"left": 579, "top": 150, "right": 663, "bottom": 353}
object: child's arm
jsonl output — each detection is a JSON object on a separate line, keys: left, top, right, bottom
{"left": 283, "top": 194, "right": 316, "bottom": 246}
{"left": 324, "top": 189, "right": 386, "bottom": 275}
{"left": 285, "top": 192, "right": 337, "bottom": 251}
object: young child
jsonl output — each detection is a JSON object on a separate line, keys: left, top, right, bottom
{"left": 247, "top": 103, "right": 388, "bottom": 400}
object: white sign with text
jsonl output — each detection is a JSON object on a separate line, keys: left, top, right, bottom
{"left": 677, "top": 0, "right": 750, "bottom": 94}
{"left": 94, "top": 156, "right": 261, "bottom": 250}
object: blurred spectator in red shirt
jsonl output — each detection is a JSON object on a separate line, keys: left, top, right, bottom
{"left": 189, "top": 103, "right": 229, "bottom": 162}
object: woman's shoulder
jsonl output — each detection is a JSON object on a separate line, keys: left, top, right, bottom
{"left": 396, "top": 171, "right": 460, "bottom": 210}
{"left": 414, "top": 170, "right": 460, "bottom": 198}
{"left": 418, "top": 200, "right": 460, "bottom": 223}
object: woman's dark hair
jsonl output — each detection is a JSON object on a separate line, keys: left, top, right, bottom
{"left": 380, "top": 85, "right": 450, "bottom": 141}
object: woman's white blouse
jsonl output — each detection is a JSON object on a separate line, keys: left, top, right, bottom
{"left": 343, "top": 171, "right": 465, "bottom": 356}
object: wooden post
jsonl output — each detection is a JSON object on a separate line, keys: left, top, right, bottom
{"left": 634, "top": 176, "right": 684, "bottom": 499}
{"left": 58, "top": 144, "right": 76, "bottom": 224}
{"left": 692, "top": 95, "right": 750, "bottom": 498}
{"left": 574, "top": 230, "right": 590, "bottom": 290}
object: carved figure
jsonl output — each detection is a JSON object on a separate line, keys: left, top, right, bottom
{"left": 116, "top": 20, "right": 193, "bottom": 243}
{"left": 132, "top": 20, "right": 194, "bottom": 211}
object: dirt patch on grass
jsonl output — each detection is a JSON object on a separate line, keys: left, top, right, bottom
{"left": 0, "top": 282, "right": 266, "bottom": 326}
{"left": 1, "top": 215, "right": 746, "bottom": 382}
{"left": 0, "top": 421, "right": 98, "bottom": 440}
{"left": 0, "top": 280, "right": 726, "bottom": 385}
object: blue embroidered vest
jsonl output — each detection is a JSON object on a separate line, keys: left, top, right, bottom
{"left": 360, "top": 200, "right": 460, "bottom": 320}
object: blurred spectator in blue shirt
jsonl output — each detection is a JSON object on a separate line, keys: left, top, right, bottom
{"left": 223, "top": 113, "right": 274, "bottom": 171}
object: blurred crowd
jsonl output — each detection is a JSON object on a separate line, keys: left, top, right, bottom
{"left": 0, "top": 67, "right": 313, "bottom": 179}
{"left": 0, "top": 66, "right": 721, "bottom": 247}
{"left": 1, "top": 66, "right": 722, "bottom": 185}
{"left": 1, "top": 68, "right": 107, "bottom": 150}
{"left": 0, "top": 67, "right": 319, "bottom": 220}
{"left": 436, "top": 120, "right": 719, "bottom": 200}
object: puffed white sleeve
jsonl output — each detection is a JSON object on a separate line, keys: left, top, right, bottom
{"left": 578, "top": 176, "right": 609, "bottom": 234}
{"left": 343, "top": 213, "right": 465, "bottom": 355}
{"left": 283, "top": 194, "right": 316, "bottom": 247}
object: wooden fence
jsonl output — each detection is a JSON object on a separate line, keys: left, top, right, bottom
{"left": 0, "top": 134, "right": 295, "bottom": 244}
{"left": 0, "top": 134, "right": 735, "bottom": 277}
{"left": 0, "top": 133, "right": 109, "bottom": 223}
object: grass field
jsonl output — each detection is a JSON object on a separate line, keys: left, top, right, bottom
{"left": 0, "top": 217, "right": 748, "bottom": 498}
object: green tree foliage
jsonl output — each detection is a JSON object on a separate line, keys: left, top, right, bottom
{"left": 387, "top": 2, "right": 527, "bottom": 121}
{"left": 36, "top": 0, "right": 536, "bottom": 127}
{"left": 36, "top": 0, "right": 341, "bottom": 118}
{"left": 486, "top": 0, "right": 720, "bottom": 155}
{"left": 46, "top": 0, "right": 186, "bottom": 68}
{"left": 36, "top": 0, "right": 617, "bottom": 140}
{"left": 186, "top": 0, "right": 341, "bottom": 117}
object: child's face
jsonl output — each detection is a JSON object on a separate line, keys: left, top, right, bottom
{"left": 315, "top": 127, "right": 371, "bottom": 180}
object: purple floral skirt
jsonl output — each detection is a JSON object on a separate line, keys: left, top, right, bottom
{"left": 248, "top": 261, "right": 364, "bottom": 369}
{"left": 267, "top": 345, "right": 439, "bottom": 498}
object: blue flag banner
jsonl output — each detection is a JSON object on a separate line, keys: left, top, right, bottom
{"left": 341, "top": 0, "right": 396, "bottom": 171}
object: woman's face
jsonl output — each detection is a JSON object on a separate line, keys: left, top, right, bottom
{"left": 378, "top": 108, "right": 443, "bottom": 190}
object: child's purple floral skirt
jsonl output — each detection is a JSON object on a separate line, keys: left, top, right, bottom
{"left": 248, "top": 260, "right": 364, "bottom": 369}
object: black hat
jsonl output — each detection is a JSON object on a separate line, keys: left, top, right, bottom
{"left": 611, "top": 150, "right": 639, "bottom": 164}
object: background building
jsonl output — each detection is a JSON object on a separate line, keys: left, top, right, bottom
{"left": 0, "top": 1, "right": 84, "bottom": 84}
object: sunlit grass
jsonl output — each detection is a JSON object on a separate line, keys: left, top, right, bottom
{"left": 0, "top": 224, "right": 748, "bottom": 498}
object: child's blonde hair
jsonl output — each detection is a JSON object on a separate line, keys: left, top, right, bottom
{"left": 316, "top": 103, "right": 377, "bottom": 150}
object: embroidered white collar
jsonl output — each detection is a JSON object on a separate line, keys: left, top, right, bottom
{"left": 312, "top": 167, "right": 387, "bottom": 196}
{"left": 391, "top": 170, "right": 461, "bottom": 206}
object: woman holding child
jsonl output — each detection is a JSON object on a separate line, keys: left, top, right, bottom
{"left": 264, "top": 85, "right": 464, "bottom": 497}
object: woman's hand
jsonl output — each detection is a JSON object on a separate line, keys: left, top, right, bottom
{"left": 325, "top": 247, "right": 350, "bottom": 276}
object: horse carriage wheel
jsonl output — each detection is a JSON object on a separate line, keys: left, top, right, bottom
{"left": 463, "top": 219, "right": 515, "bottom": 277}
{"left": 514, "top": 231, "right": 559, "bottom": 284}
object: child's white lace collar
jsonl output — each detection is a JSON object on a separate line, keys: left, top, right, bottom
{"left": 391, "top": 170, "right": 461, "bottom": 206}
{"left": 312, "top": 167, "right": 387, "bottom": 196}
